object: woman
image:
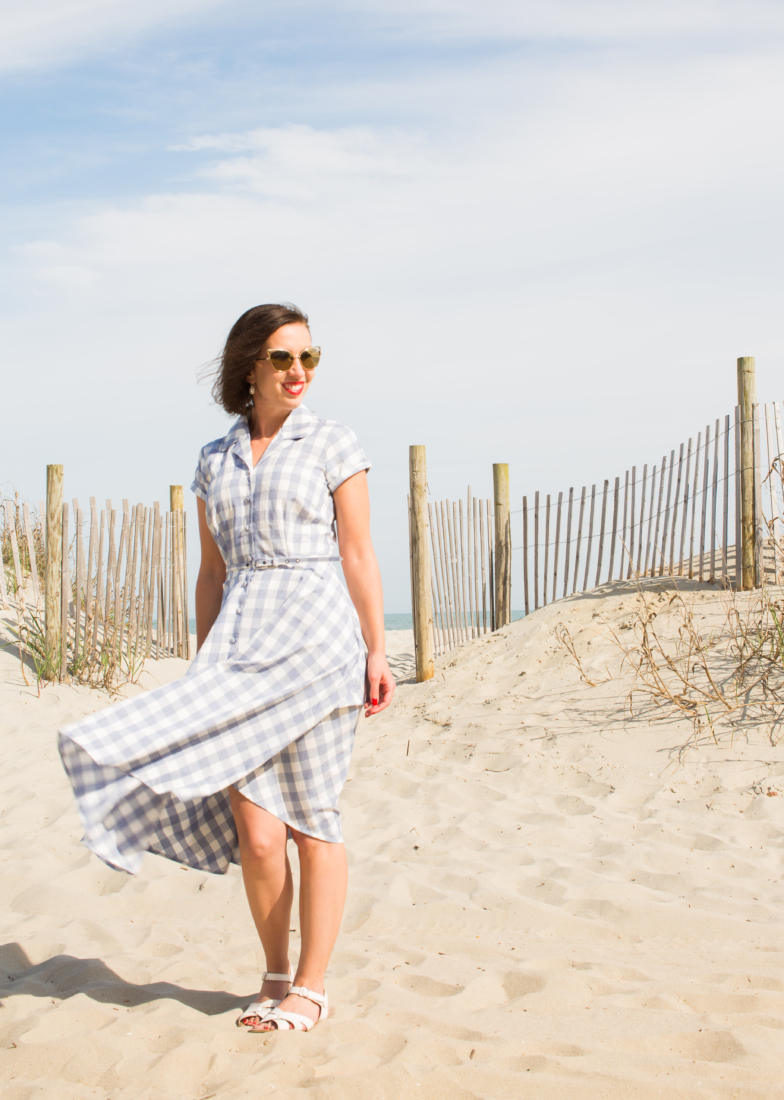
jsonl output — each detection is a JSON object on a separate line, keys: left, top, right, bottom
{"left": 59, "top": 302, "right": 394, "bottom": 1034}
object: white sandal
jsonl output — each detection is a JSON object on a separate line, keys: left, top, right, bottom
{"left": 254, "top": 985, "right": 329, "bottom": 1032}
{"left": 236, "top": 970, "right": 293, "bottom": 1028}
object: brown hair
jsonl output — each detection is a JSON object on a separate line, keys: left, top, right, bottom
{"left": 211, "top": 302, "right": 309, "bottom": 417}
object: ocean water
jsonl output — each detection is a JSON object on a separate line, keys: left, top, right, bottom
{"left": 384, "top": 613, "right": 414, "bottom": 631}
{"left": 385, "top": 611, "right": 526, "bottom": 631}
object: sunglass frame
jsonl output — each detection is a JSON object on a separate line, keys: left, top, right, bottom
{"left": 258, "top": 346, "right": 321, "bottom": 372}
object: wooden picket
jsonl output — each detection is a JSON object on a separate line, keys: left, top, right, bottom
{"left": 426, "top": 488, "right": 496, "bottom": 655}
{"left": 1, "top": 489, "right": 191, "bottom": 687}
{"left": 415, "top": 397, "right": 783, "bottom": 660}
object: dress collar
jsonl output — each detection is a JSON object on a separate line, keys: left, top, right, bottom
{"left": 221, "top": 405, "right": 318, "bottom": 465}
{"left": 280, "top": 404, "right": 318, "bottom": 440}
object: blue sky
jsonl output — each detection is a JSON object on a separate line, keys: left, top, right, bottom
{"left": 3, "top": 0, "right": 784, "bottom": 610}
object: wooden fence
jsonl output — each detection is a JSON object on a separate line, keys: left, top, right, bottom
{"left": 411, "top": 490, "right": 497, "bottom": 658}
{"left": 515, "top": 400, "right": 781, "bottom": 615}
{"left": 408, "top": 359, "right": 783, "bottom": 680}
{"left": 1, "top": 475, "right": 190, "bottom": 687}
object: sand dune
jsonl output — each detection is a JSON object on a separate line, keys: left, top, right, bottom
{"left": 1, "top": 580, "right": 783, "bottom": 1099}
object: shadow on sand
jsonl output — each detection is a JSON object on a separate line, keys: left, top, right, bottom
{"left": 0, "top": 942, "right": 248, "bottom": 1016}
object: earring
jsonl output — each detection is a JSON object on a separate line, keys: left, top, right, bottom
{"left": 249, "top": 384, "right": 255, "bottom": 395}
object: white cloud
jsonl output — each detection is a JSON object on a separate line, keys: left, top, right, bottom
{"left": 5, "top": 6, "right": 784, "bottom": 607}
{"left": 174, "top": 125, "right": 428, "bottom": 201}
{"left": 5, "top": 0, "right": 784, "bottom": 74}
{"left": 10, "top": 45, "right": 784, "bottom": 392}
{"left": 0, "top": 0, "right": 227, "bottom": 71}
{"left": 35, "top": 264, "right": 102, "bottom": 289}
{"left": 294, "top": 0, "right": 784, "bottom": 44}
{"left": 147, "top": 50, "right": 784, "bottom": 269}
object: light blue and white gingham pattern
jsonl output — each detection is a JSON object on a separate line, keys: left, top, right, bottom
{"left": 59, "top": 406, "right": 370, "bottom": 875}
{"left": 192, "top": 404, "right": 369, "bottom": 568}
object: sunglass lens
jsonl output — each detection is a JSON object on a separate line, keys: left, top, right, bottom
{"left": 269, "top": 350, "right": 294, "bottom": 370}
{"left": 301, "top": 347, "right": 321, "bottom": 368}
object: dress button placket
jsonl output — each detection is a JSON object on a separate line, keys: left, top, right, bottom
{"left": 238, "top": 467, "right": 248, "bottom": 652}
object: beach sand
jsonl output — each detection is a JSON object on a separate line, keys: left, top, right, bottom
{"left": 1, "top": 579, "right": 783, "bottom": 1099}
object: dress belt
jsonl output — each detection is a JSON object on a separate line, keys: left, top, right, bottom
{"left": 226, "top": 556, "right": 342, "bottom": 573}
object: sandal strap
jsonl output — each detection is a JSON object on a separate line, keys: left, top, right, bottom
{"left": 262, "top": 1009, "right": 315, "bottom": 1032}
{"left": 236, "top": 998, "right": 281, "bottom": 1026}
{"left": 243, "top": 999, "right": 278, "bottom": 1014}
{"left": 288, "top": 986, "right": 328, "bottom": 1012}
{"left": 262, "top": 971, "right": 293, "bottom": 983}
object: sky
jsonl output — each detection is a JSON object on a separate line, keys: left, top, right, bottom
{"left": 2, "top": 0, "right": 784, "bottom": 611}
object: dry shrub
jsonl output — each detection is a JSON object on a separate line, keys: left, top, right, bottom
{"left": 615, "top": 583, "right": 784, "bottom": 747}
{"left": 556, "top": 580, "right": 784, "bottom": 748}
{"left": 764, "top": 453, "right": 784, "bottom": 587}
{"left": 554, "top": 622, "right": 612, "bottom": 687}
{"left": 558, "top": 452, "right": 784, "bottom": 747}
{"left": 2, "top": 493, "right": 148, "bottom": 695}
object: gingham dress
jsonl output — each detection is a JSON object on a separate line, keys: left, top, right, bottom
{"left": 58, "top": 406, "right": 370, "bottom": 875}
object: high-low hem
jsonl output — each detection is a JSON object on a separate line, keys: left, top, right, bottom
{"left": 58, "top": 407, "right": 369, "bottom": 876}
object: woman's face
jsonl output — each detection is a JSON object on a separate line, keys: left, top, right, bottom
{"left": 246, "top": 322, "right": 315, "bottom": 417}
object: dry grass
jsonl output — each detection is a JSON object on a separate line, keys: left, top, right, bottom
{"left": 623, "top": 459, "right": 784, "bottom": 747}
{"left": 2, "top": 494, "right": 148, "bottom": 694}
{"left": 1, "top": 493, "right": 44, "bottom": 583}
{"left": 557, "top": 458, "right": 784, "bottom": 748}
{"left": 556, "top": 575, "right": 784, "bottom": 749}
{"left": 618, "top": 582, "right": 783, "bottom": 747}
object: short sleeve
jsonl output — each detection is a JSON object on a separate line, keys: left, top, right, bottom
{"left": 324, "top": 425, "right": 370, "bottom": 494}
{"left": 191, "top": 447, "right": 210, "bottom": 502}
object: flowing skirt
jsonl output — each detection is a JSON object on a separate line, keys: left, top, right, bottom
{"left": 58, "top": 563, "right": 366, "bottom": 875}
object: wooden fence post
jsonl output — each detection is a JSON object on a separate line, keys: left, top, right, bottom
{"left": 493, "top": 463, "right": 511, "bottom": 628}
{"left": 409, "top": 446, "right": 434, "bottom": 682}
{"left": 60, "top": 504, "right": 70, "bottom": 682}
{"left": 44, "top": 464, "right": 64, "bottom": 679}
{"left": 0, "top": 526, "right": 8, "bottom": 611}
{"left": 170, "top": 486, "right": 185, "bottom": 654}
{"left": 737, "top": 357, "right": 757, "bottom": 589}
{"left": 753, "top": 403, "right": 764, "bottom": 587}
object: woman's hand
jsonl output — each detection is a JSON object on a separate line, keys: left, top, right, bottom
{"left": 364, "top": 651, "right": 395, "bottom": 717}
{"left": 333, "top": 472, "right": 395, "bottom": 719}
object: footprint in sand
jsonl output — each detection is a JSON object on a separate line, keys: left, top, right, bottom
{"left": 397, "top": 974, "right": 464, "bottom": 997}
{"left": 501, "top": 971, "right": 546, "bottom": 999}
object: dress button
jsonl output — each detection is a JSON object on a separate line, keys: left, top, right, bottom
{"left": 230, "top": 637, "right": 236, "bottom": 644}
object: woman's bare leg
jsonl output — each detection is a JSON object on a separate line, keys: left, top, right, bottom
{"left": 229, "top": 787, "right": 294, "bottom": 1010}
{"left": 257, "top": 830, "right": 348, "bottom": 1030}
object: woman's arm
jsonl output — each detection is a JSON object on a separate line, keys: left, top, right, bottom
{"left": 195, "top": 496, "right": 226, "bottom": 652}
{"left": 333, "top": 471, "right": 395, "bottom": 716}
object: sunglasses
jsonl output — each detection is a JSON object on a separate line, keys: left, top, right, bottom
{"left": 258, "top": 346, "right": 321, "bottom": 371}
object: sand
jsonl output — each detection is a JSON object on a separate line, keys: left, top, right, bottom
{"left": 1, "top": 579, "right": 783, "bottom": 1099}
